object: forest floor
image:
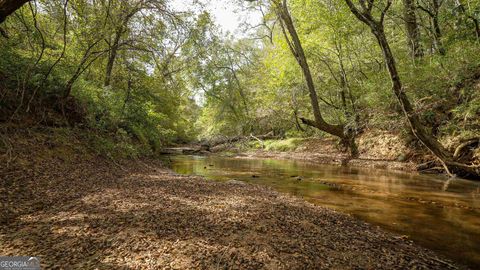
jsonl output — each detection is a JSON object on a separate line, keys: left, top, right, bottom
{"left": 0, "top": 127, "right": 465, "bottom": 269}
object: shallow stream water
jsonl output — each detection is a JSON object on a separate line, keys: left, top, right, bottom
{"left": 165, "top": 155, "right": 480, "bottom": 268}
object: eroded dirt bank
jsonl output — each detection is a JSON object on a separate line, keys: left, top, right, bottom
{"left": 215, "top": 132, "right": 423, "bottom": 172}
{"left": 0, "top": 132, "right": 464, "bottom": 269}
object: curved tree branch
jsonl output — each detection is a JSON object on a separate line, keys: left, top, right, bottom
{"left": 0, "top": 0, "right": 30, "bottom": 24}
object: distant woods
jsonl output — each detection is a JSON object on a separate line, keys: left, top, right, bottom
{"left": 1, "top": 0, "right": 209, "bottom": 151}
{"left": 1, "top": 0, "right": 479, "bottom": 177}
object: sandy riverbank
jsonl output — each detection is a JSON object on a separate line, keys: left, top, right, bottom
{"left": 1, "top": 153, "right": 462, "bottom": 269}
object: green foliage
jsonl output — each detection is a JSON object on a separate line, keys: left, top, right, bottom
{"left": 86, "top": 131, "right": 147, "bottom": 159}
{"left": 263, "top": 138, "right": 304, "bottom": 152}
{"left": 0, "top": 0, "right": 206, "bottom": 156}
{"left": 1, "top": 0, "right": 480, "bottom": 155}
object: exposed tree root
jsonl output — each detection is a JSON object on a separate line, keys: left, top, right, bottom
{"left": 445, "top": 160, "right": 480, "bottom": 178}
{"left": 417, "top": 154, "right": 480, "bottom": 179}
{"left": 453, "top": 138, "right": 479, "bottom": 160}
{"left": 300, "top": 117, "right": 359, "bottom": 158}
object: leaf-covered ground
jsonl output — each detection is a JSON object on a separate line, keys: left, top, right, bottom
{"left": 0, "top": 128, "right": 464, "bottom": 269}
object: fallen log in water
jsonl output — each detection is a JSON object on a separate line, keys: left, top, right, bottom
{"left": 160, "top": 132, "right": 280, "bottom": 154}
{"left": 160, "top": 146, "right": 205, "bottom": 155}
{"left": 207, "top": 131, "right": 279, "bottom": 148}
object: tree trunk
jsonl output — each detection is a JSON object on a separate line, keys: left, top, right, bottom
{"left": 277, "top": 2, "right": 347, "bottom": 138}
{"left": 432, "top": 15, "right": 445, "bottom": 55}
{"left": 371, "top": 23, "right": 451, "bottom": 160}
{"left": 431, "top": 0, "right": 445, "bottom": 55}
{"left": 453, "top": 0, "right": 480, "bottom": 40}
{"left": 402, "top": 0, "right": 423, "bottom": 57}
{"left": 64, "top": 43, "right": 105, "bottom": 98}
{"left": 276, "top": 0, "right": 358, "bottom": 157}
{"left": 104, "top": 25, "right": 123, "bottom": 87}
{"left": 417, "top": 0, "right": 445, "bottom": 55}
{"left": 0, "top": 0, "right": 30, "bottom": 24}
{"left": 293, "top": 110, "right": 304, "bottom": 132}
{"left": 103, "top": 1, "right": 143, "bottom": 87}
{"left": 121, "top": 68, "right": 133, "bottom": 117}
{"left": 345, "top": 0, "right": 480, "bottom": 177}
{"left": 339, "top": 71, "right": 349, "bottom": 115}
{"left": 469, "top": 15, "right": 480, "bottom": 39}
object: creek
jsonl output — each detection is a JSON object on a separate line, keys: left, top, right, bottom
{"left": 165, "top": 154, "right": 480, "bottom": 268}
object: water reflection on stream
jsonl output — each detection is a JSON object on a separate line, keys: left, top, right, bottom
{"left": 166, "top": 155, "right": 480, "bottom": 268}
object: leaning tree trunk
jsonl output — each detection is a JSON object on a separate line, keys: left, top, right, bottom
{"left": 345, "top": 0, "right": 479, "bottom": 178}
{"left": 279, "top": 9, "right": 344, "bottom": 137}
{"left": 0, "top": 0, "right": 30, "bottom": 24}
{"left": 275, "top": 0, "right": 358, "bottom": 157}
{"left": 454, "top": 0, "right": 480, "bottom": 40}
{"left": 103, "top": 2, "right": 142, "bottom": 87}
{"left": 469, "top": 15, "right": 480, "bottom": 39}
{"left": 372, "top": 24, "right": 451, "bottom": 161}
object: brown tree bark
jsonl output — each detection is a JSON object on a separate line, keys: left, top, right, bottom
{"left": 344, "top": 0, "right": 480, "bottom": 177}
{"left": 64, "top": 39, "right": 106, "bottom": 98}
{"left": 104, "top": 25, "right": 123, "bottom": 87}
{"left": 103, "top": 2, "right": 143, "bottom": 87}
{"left": 373, "top": 26, "right": 451, "bottom": 160}
{"left": 453, "top": 0, "right": 480, "bottom": 39}
{"left": 0, "top": 0, "right": 30, "bottom": 24}
{"left": 274, "top": 0, "right": 358, "bottom": 156}
{"left": 417, "top": 0, "right": 445, "bottom": 55}
{"left": 345, "top": 1, "right": 446, "bottom": 155}
{"left": 469, "top": 15, "right": 480, "bottom": 39}
{"left": 402, "top": 0, "right": 423, "bottom": 57}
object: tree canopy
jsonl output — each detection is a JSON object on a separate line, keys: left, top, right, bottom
{"left": 1, "top": 0, "right": 479, "bottom": 175}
